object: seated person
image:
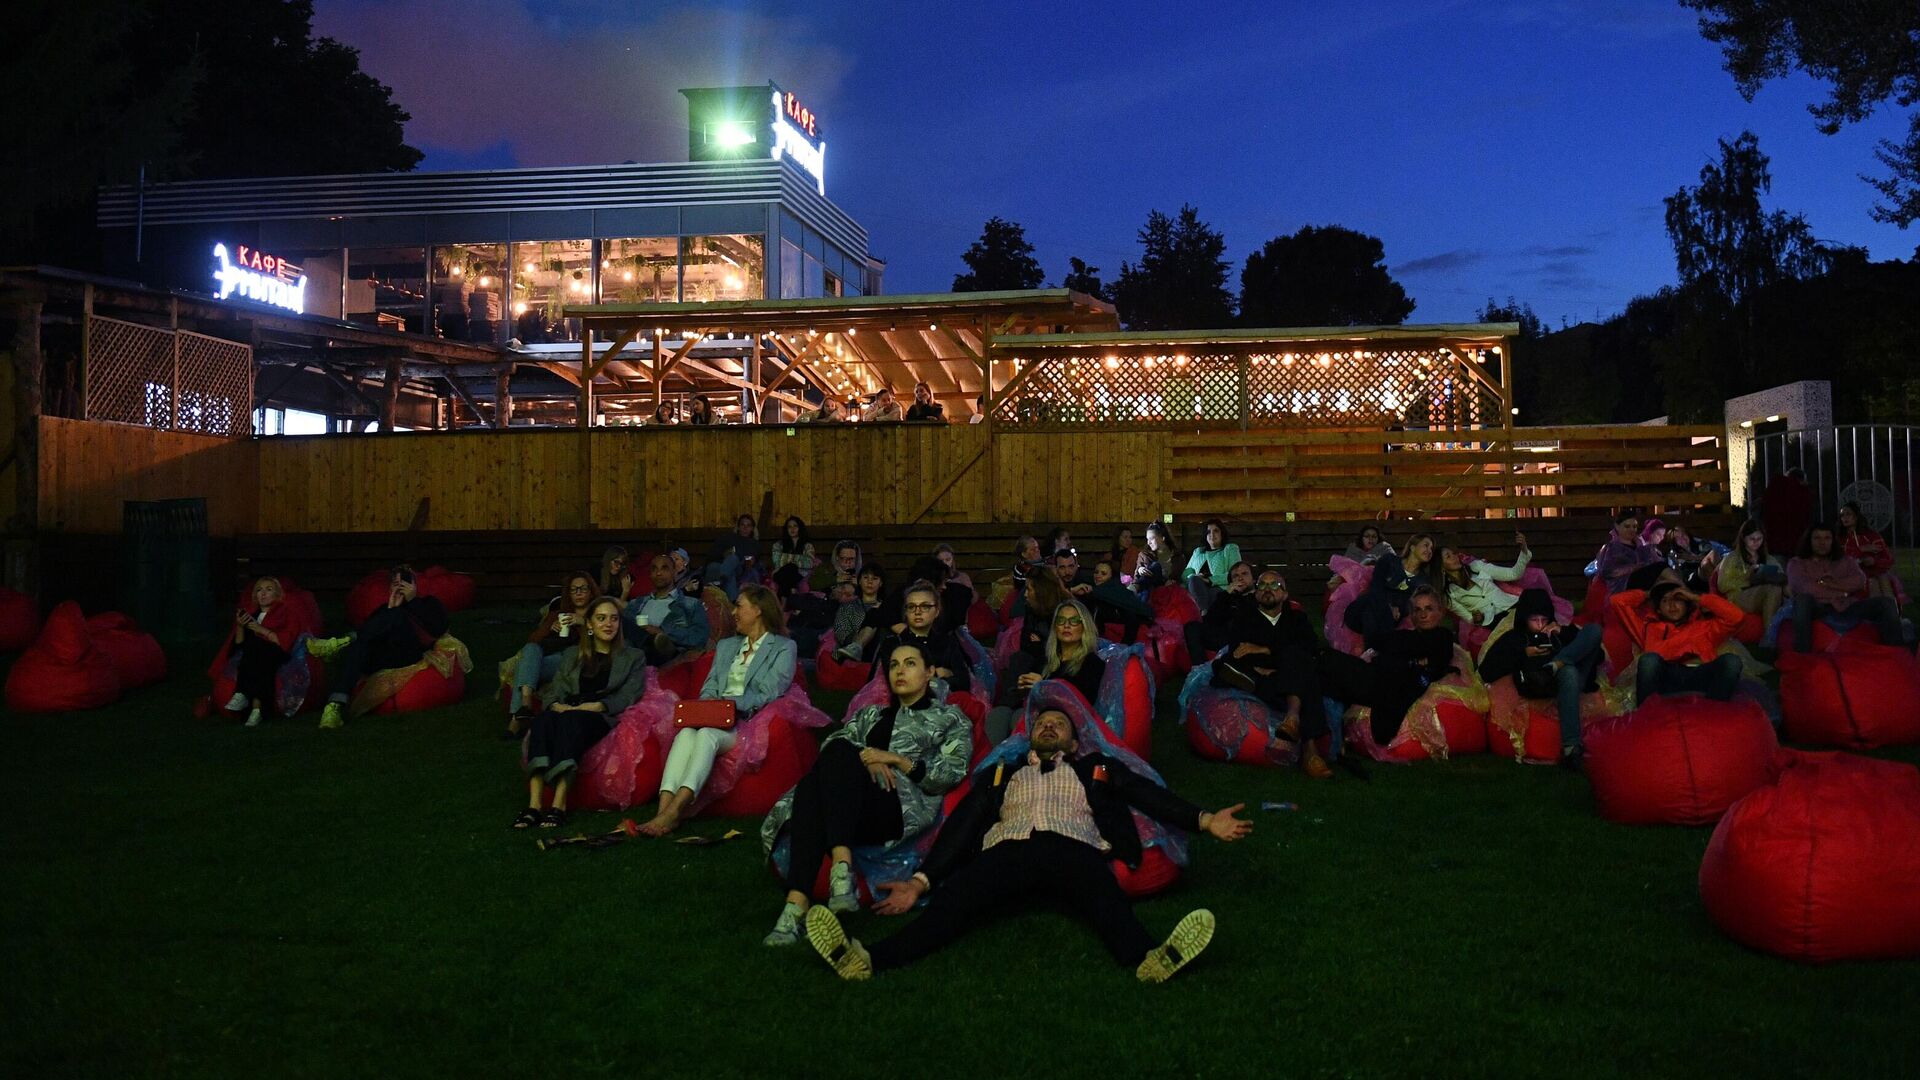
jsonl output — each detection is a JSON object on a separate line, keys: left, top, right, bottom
{"left": 1596, "top": 511, "right": 1661, "bottom": 595}
{"left": 687, "top": 395, "right": 716, "bottom": 425}
{"left": 1031, "top": 599, "right": 1108, "bottom": 706}
{"left": 1839, "top": 502, "right": 1901, "bottom": 601}
{"left": 1106, "top": 527, "right": 1143, "bottom": 587}
{"left": 1478, "top": 588, "right": 1604, "bottom": 766}
{"left": 903, "top": 381, "right": 945, "bottom": 421}
{"left": 769, "top": 516, "right": 818, "bottom": 597}
{"left": 1660, "top": 522, "right": 1720, "bottom": 592}
{"left": 1438, "top": 532, "right": 1532, "bottom": 629}
{"left": 830, "top": 563, "right": 888, "bottom": 661}
{"left": 1340, "top": 532, "right": 1434, "bottom": 651}
{"left": 1610, "top": 582, "right": 1744, "bottom": 705}
{"left": 932, "top": 543, "right": 972, "bottom": 594}
{"left": 1319, "top": 585, "right": 1458, "bottom": 749}
{"left": 640, "top": 585, "right": 798, "bottom": 837}
{"left": 1133, "top": 523, "right": 1178, "bottom": 594}
{"left": 219, "top": 576, "right": 299, "bottom": 728}
{"left": 1212, "top": 568, "right": 1332, "bottom": 780}
{"left": 863, "top": 387, "right": 905, "bottom": 423}
{"left": 596, "top": 546, "right": 636, "bottom": 602}
{"left": 1050, "top": 548, "right": 1096, "bottom": 597}
{"left": 700, "top": 514, "right": 760, "bottom": 600}
{"left": 800, "top": 697, "right": 1252, "bottom": 983}
{"left": 1086, "top": 558, "right": 1153, "bottom": 644}
{"left": 511, "top": 598, "right": 647, "bottom": 829}
{"left": 986, "top": 573, "right": 1076, "bottom": 742}
{"left": 1787, "top": 522, "right": 1906, "bottom": 653}
{"left": 623, "top": 554, "right": 712, "bottom": 667}
{"left": 868, "top": 582, "right": 973, "bottom": 693}
{"left": 309, "top": 565, "right": 449, "bottom": 730}
{"left": 828, "top": 540, "right": 862, "bottom": 589}
{"left": 1184, "top": 560, "right": 1256, "bottom": 663}
{"left": 503, "top": 571, "right": 599, "bottom": 739}
{"left": 1181, "top": 519, "right": 1243, "bottom": 607}
{"left": 910, "top": 554, "right": 976, "bottom": 638}
{"left": 1713, "top": 518, "right": 1787, "bottom": 623}
{"left": 1329, "top": 525, "right": 1396, "bottom": 591}
{"left": 648, "top": 402, "right": 678, "bottom": 425}
{"left": 668, "top": 547, "right": 698, "bottom": 594}
{"left": 761, "top": 641, "right": 973, "bottom": 945}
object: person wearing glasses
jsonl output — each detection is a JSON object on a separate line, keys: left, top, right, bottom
{"left": 1212, "top": 569, "right": 1332, "bottom": 780}
{"left": 1596, "top": 510, "right": 1661, "bottom": 596}
{"left": 1023, "top": 599, "right": 1108, "bottom": 708}
{"left": 867, "top": 581, "right": 972, "bottom": 693}
{"left": 501, "top": 570, "right": 600, "bottom": 739}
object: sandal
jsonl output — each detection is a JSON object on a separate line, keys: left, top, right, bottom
{"left": 511, "top": 808, "right": 541, "bottom": 829}
{"left": 539, "top": 808, "right": 567, "bottom": 829}
{"left": 500, "top": 711, "right": 532, "bottom": 741}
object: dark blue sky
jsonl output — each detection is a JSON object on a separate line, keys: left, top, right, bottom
{"left": 316, "top": 0, "right": 1914, "bottom": 326}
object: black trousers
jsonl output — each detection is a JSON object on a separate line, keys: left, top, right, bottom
{"left": 1218, "top": 648, "right": 1328, "bottom": 741}
{"left": 1090, "top": 601, "right": 1146, "bottom": 644}
{"left": 524, "top": 708, "right": 613, "bottom": 780}
{"left": 234, "top": 634, "right": 291, "bottom": 702}
{"left": 1319, "top": 649, "right": 1425, "bottom": 744}
{"left": 640, "top": 631, "right": 682, "bottom": 667}
{"left": 868, "top": 832, "right": 1155, "bottom": 972}
{"left": 783, "top": 742, "right": 904, "bottom": 893}
{"left": 1184, "top": 621, "right": 1230, "bottom": 664}
{"left": 337, "top": 607, "right": 432, "bottom": 689}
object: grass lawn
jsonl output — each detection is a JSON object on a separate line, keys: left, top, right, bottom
{"left": 5, "top": 602, "right": 1918, "bottom": 1079}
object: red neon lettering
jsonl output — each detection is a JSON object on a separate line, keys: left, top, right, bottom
{"left": 783, "top": 92, "right": 816, "bottom": 137}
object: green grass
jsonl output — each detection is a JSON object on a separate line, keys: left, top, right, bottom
{"left": 4, "top": 603, "right": 1918, "bottom": 1079}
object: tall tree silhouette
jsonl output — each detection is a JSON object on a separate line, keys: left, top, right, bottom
{"left": 1238, "top": 225, "right": 1414, "bottom": 327}
{"left": 1110, "top": 205, "right": 1234, "bottom": 330}
{"left": 952, "top": 217, "right": 1044, "bottom": 291}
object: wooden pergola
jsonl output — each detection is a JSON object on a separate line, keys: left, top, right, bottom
{"left": 561, "top": 289, "right": 1118, "bottom": 424}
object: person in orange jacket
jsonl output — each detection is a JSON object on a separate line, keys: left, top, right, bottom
{"left": 1610, "top": 581, "right": 1745, "bottom": 705}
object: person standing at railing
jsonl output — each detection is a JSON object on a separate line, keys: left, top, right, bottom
{"left": 904, "top": 381, "right": 945, "bottom": 422}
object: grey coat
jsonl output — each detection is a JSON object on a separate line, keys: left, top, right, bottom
{"left": 759, "top": 698, "right": 973, "bottom": 856}
{"left": 539, "top": 644, "right": 647, "bottom": 717}
{"left": 700, "top": 633, "right": 798, "bottom": 717}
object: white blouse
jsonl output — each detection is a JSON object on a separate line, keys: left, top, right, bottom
{"left": 722, "top": 632, "right": 766, "bottom": 697}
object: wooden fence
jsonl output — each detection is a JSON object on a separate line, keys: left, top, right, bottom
{"left": 37, "top": 417, "right": 1728, "bottom": 538}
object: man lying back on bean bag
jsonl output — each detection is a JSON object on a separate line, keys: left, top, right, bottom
{"left": 800, "top": 693, "right": 1252, "bottom": 985}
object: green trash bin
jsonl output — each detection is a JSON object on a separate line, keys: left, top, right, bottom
{"left": 122, "top": 498, "right": 214, "bottom": 645}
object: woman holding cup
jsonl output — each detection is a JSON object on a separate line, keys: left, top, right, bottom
{"left": 500, "top": 571, "right": 601, "bottom": 739}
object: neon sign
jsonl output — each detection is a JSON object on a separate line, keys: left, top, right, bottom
{"left": 768, "top": 86, "right": 826, "bottom": 196}
{"left": 213, "top": 243, "right": 306, "bottom": 313}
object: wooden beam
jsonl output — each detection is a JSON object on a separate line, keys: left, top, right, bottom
{"left": 577, "top": 331, "right": 595, "bottom": 430}
{"left": 442, "top": 373, "right": 496, "bottom": 428}
{"left": 381, "top": 354, "right": 401, "bottom": 432}
{"left": 495, "top": 365, "right": 514, "bottom": 427}
{"left": 910, "top": 442, "right": 987, "bottom": 524}
{"left": 583, "top": 324, "right": 645, "bottom": 381}
{"left": 991, "top": 353, "right": 1054, "bottom": 409}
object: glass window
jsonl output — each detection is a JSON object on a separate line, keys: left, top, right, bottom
{"left": 803, "top": 253, "right": 825, "bottom": 298}
{"left": 347, "top": 246, "right": 428, "bottom": 333}
{"left": 432, "top": 243, "right": 508, "bottom": 344}
{"left": 681, "top": 234, "right": 765, "bottom": 303}
{"left": 510, "top": 239, "right": 592, "bottom": 344}
{"left": 600, "top": 237, "right": 679, "bottom": 304}
{"left": 781, "top": 211, "right": 804, "bottom": 243}
{"left": 780, "top": 238, "right": 803, "bottom": 299}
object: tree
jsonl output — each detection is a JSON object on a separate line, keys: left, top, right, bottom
{"left": 1238, "top": 225, "right": 1415, "bottom": 327}
{"left": 952, "top": 217, "right": 1044, "bottom": 292}
{"left": 1684, "top": 0, "right": 1920, "bottom": 226}
{"left": 1477, "top": 296, "right": 1545, "bottom": 340}
{"left": 0, "top": 0, "right": 419, "bottom": 264}
{"left": 1060, "top": 257, "right": 1108, "bottom": 300}
{"left": 1109, "top": 205, "right": 1235, "bottom": 330}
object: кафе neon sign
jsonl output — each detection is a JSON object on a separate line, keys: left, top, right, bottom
{"left": 770, "top": 86, "right": 826, "bottom": 196}
{"left": 212, "top": 243, "right": 307, "bottom": 314}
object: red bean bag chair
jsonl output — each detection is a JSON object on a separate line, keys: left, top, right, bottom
{"left": 1108, "top": 651, "right": 1154, "bottom": 762}
{"left": 1699, "top": 750, "right": 1920, "bottom": 963}
{"left": 84, "top": 612, "right": 168, "bottom": 690}
{"left": 4, "top": 601, "right": 120, "bottom": 712}
{"left": 1184, "top": 686, "right": 1297, "bottom": 767}
{"left": 1599, "top": 608, "right": 1635, "bottom": 680}
{"left": 701, "top": 712, "right": 821, "bottom": 818}
{"left": 1777, "top": 637, "right": 1920, "bottom": 749}
{"left": 1148, "top": 585, "right": 1202, "bottom": 626}
{"left": 0, "top": 587, "right": 39, "bottom": 652}
{"left": 569, "top": 672, "right": 673, "bottom": 811}
{"left": 1584, "top": 695, "right": 1778, "bottom": 825}
{"left": 1809, "top": 619, "right": 1882, "bottom": 652}
{"left": 416, "top": 566, "right": 477, "bottom": 614}
{"left": 1112, "top": 845, "right": 1182, "bottom": 899}
{"left": 1575, "top": 574, "right": 1607, "bottom": 626}
{"left": 345, "top": 571, "right": 391, "bottom": 628}
{"left": 367, "top": 663, "right": 467, "bottom": 715}
{"left": 1732, "top": 610, "right": 1765, "bottom": 646}
{"left": 656, "top": 650, "right": 716, "bottom": 700}
{"left": 1383, "top": 699, "right": 1490, "bottom": 762}
{"left": 812, "top": 631, "right": 873, "bottom": 692}
{"left": 966, "top": 599, "right": 1000, "bottom": 642}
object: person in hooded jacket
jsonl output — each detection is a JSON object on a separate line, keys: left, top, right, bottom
{"left": 1478, "top": 588, "right": 1605, "bottom": 766}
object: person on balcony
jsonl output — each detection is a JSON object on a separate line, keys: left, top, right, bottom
{"left": 904, "top": 382, "right": 945, "bottom": 422}
{"left": 863, "top": 387, "right": 904, "bottom": 423}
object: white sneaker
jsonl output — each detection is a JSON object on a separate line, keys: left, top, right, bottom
{"left": 763, "top": 901, "right": 804, "bottom": 946}
{"left": 244, "top": 705, "right": 263, "bottom": 728}
{"left": 833, "top": 645, "right": 861, "bottom": 663}
{"left": 224, "top": 692, "right": 250, "bottom": 712}
{"left": 827, "top": 863, "right": 860, "bottom": 913}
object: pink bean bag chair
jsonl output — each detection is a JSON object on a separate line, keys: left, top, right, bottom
{"left": 1777, "top": 637, "right": 1920, "bottom": 749}
{"left": 1584, "top": 695, "right": 1778, "bottom": 825}
{"left": 569, "top": 670, "right": 676, "bottom": 810}
{"left": 1700, "top": 750, "right": 1920, "bottom": 963}
{"left": 1484, "top": 676, "right": 1621, "bottom": 765}
{"left": 4, "top": 601, "right": 120, "bottom": 712}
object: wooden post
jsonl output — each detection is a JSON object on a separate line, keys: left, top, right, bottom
{"left": 650, "top": 332, "right": 663, "bottom": 412}
{"left": 5, "top": 295, "right": 44, "bottom": 591}
{"left": 168, "top": 297, "right": 180, "bottom": 430}
{"left": 579, "top": 330, "right": 594, "bottom": 528}
{"left": 1499, "top": 336, "right": 1516, "bottom": 517}
{"left": 495, "top": 364, "right": 514, "bottom": 427}
{"left": 979, "top": 318, "right": 997, "bottom": 522}
{"left": 577, "top": 330, "right": 595, "bottom": 429}
{"left": 381, "top": 354, "right": 401, "bottom": 432}
{"left": 77, "top": 284, "right": 93, "bottom": 420}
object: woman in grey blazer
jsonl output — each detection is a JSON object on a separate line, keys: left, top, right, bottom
{"left": 513, "top": 597, "right": 648, "bottom": 829}
{"left": 640, "top": 585, "right": 799, "bottom": 837}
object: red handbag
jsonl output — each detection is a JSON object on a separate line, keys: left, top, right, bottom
{"left": 674, "top": 698, "right": 738, "bottom": 730}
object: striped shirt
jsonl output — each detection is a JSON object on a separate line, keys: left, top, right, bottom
{"left": 983, "top": 751, "right": 1109, "bottom": 853}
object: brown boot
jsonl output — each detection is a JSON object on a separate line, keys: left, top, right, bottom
{"left": 1301, "top": 747, "right": 1334, "bottom": 780}
{"left": 1277, "top": 714, "right": 1301, "bottom": 741}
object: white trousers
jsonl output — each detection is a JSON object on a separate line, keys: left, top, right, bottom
{"left": 661, "top": 727, "right": 739, "bottom": 796}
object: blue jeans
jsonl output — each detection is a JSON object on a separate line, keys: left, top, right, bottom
{"left": 1546, "top": 623, "right": 1604, "bottom": 751}
{"left": 510, "top": 644, "right": 565, "bottom": 712}
{"left": 1790, "top": 593, "right": 1904, "bottom": 653}
{"left": 702, "top": 554, "right": 742, "bottom": 600}
{"left": 1633, "top": 652, "right": 1742, "bottom": 706}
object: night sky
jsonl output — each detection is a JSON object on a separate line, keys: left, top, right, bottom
{"left": 314, "top": 0, "right": 1915, "bottom": 326}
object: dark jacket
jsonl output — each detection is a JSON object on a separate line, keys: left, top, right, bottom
{"left": 868, "top": 627, "right": 972, "bottom": 692}
{"left": 1221, "top": 600, "right": 1320, "bottom": 669}
{"left": 539, "top": 644, "right": 648, "bottom": 717}
{"left": 1203, "top": 588, "right": 1257, "bottom": 630}
{"left": 1479, "top": 588, "right": 1599, "bottom": 694}
{"left": 1372, "top": 626, "right": 1457, "bottom": 686}
{"left": 921, "top": 752, "right": 1202, "bottom": 882}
